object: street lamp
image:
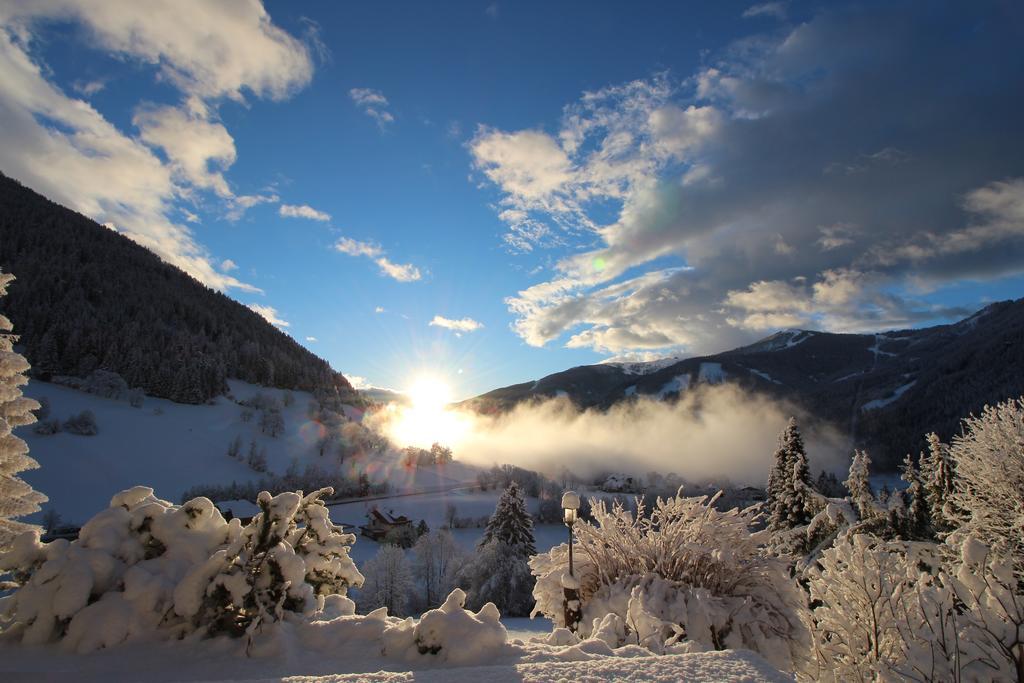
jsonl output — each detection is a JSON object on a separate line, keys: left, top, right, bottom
{"left": 561, "top": 490, "right": 581, "bottom": 633}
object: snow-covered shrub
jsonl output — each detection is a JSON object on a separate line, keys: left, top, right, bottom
{"left": 530, "top": 491, "right": 808, "bottom": 671}
{"left": 946, "top": 536, "right": 1024, "bottom": 682}
{"left": 805, "top": 532, "right": 1024, "bottom": 682}
{"left": 82, "top": 369, "right": 130, "bottom": 400}
{"left": 0, "top": 486, "right": 361, "bottom": 652}
{"left": 62, "top": 410, "right": 97, "bottom": 436}
{"left": 178, "top": 488, "right": 363, "bottom": 638}
{"left": 0, "top": 269, "right": 46, "bottom": 548}
{"left": 947, "top": 397, "right": 1024, "bottom": 579}
{"left": 31, "top": 418, "right": 61, "bottom": 436}
{"left": 0, "top": 487, "right": 234, "bottom": 649}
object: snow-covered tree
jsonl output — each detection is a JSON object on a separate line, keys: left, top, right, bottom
{"left": 478, "top": 481, "right": 536, "bottom": 554}
{"left": 179, "top": 487, "right": 363, "bottom": 640}
{"left": 805, "top": 532, "right": 1024, "bottom": 682}
{"left": 359, "top": 544, "right": 414, "bottom": 616}
{"left": 461, "top": 482, "right": 537, "bottom": 615}
{"left": 767, "top": 417, "right": 815, "bottom": 530}
{"left": 900, "top": 453, "right": 930, "bottom": 540}
{"left": 844, "top": 449, "right": 876, "bottom": 521}
{"left": 920, "top": 432, "right": 956, "bottom": 533}
{"left": 947, "top": 536, "right": 1024, "bottom": 682}
{"left": 0, "top": 270, "right": 46, "bottom": 549}
{"left": 947, "top": 397, "right": 1024, "bottom": 581}
{"left": 413, "top": 529, "right": 464, "bottom": 609}
{"left": 805, "top": 534, "right": 957, "bottom": 681}
{"left": 530, "top": 492, "right": 809, "bottom": 672}
{"left": 460, "top": 539, "right": 535, "bottom": 616}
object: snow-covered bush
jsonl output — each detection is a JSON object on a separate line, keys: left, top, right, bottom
{"left": 530, "top": 491, "right": 808, "bottom": 671}
{"left": 31, "top": 418, "right": 60, "bottom": 436}
{"left": 0, "top": 486, "right": 362, "bottom": 652}
{"left": 805, "top": 532, "right": 1024, "bottom": 682}
{"left": 178, "top": 488, "right": 363, "bottom": 638}
{"left": 62, "top": 409, "right": 97, "bottom": 436}
{"left": 947, "top": 397, "right": 1024, "bottom": 579}
{"left": 946, "top": 536, "right": 1024, "bottom": 682}
{"left": 0, "top": 269, "right": 46, "bottom": 549}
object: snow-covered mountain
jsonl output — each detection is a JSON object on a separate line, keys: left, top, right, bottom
{"left": 463, "top": 299, "right": 1024, "bottom": 470}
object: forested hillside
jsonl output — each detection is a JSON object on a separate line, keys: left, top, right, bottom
{"left": 0, "top": 173, "right": 355, "bottom": 404}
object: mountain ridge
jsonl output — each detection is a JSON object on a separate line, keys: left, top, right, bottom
{"left": 463, "top": 299, "right": 1024, "bottom": 469}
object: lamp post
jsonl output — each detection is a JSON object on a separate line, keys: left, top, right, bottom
{"left": 561, "top": 490, "right": 581, "bottom": 633}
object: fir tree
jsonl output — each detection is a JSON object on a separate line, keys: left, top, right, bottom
{"left": 478, "top": 481, "right": 536, "bottom": 554}
{"left": 845, "top": 449, "right": 875, "bottom": 521}
{"left": 0, "top": 270, "right": 47, "bottom": 548}
{"left": 462, "top": 481, "right": 537, "bottom": 615}
{"left": 901, "top": 453, "right": 930, "bottom": 539}
{"left": 921, "top": 432, "right": 956, "bottom": 533}
{"left": 768, "top": 417, "right": 812, "bottom": 530}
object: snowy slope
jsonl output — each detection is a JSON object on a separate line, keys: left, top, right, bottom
{"left": 603, "top": 356, "right": 684, "bottom": 376}
{"left": 17, "top": 379, "right": 478, "bottom": 524}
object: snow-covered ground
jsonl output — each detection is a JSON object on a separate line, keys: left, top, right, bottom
{"left": 17, "top": 379, "right": 479, "bottom": 525}
{"left": 0, "top": 638, "right": 791, "bottom": 682}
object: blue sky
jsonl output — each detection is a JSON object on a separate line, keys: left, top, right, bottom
{"left": 1, "top": 1, "right": 1023, "bottom": 398}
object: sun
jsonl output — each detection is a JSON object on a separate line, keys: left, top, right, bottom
{"left": 386, "top": 373, "right": 469, "bottom": 449}
{"left": 407, "top": 375, "right": 453, "bottom": 412}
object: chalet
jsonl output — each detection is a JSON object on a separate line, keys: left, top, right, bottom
{"left": 216, "top": 499, "right": 261, "bottom": 525}
{"left": 360, "top": 508, "right": 413, "bottom": 541}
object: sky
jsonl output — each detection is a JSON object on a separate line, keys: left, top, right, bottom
{"left": 0, "top": 0, "right": 1022, "bottom": 399}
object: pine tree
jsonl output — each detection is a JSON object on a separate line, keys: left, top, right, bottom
{"left": 462, "top": 481, "right": 537, "bottom": 615}
{"left": 845, "top": 449, "right": 875, "bottom": 521}
{"left": 479, "top": 481, "right": 536, "bottom": 554}
{"left": 768, "top": 417, "right": 812, "bottom": 530}
{"left": 920, "top": 432, "right": 956, "bottom": 533}
{"left": 901, "top": 453, "right": 930, "bottom": 540}
{"left": 766, "top": 425, "right": 794, "bottom": 531}
{"left": 0, "top": 271, "right": 47, "bottom": 548}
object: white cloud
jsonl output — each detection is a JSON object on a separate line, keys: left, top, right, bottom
{"left": 72, "top": 79, "right": 105, "bottom": 96}
{"left": 742, "top": 2, "right": 787, "bottom": 20}
{"left": 247, "top": 304, "right": 290, "bottom": 328}
{"left": 333, "top": 237, "right": 421, "bottom": 282}
{"left": 375, "top": 306, "right": 386, "bottom": 313}
{"left": 220, "top": 258, "right": 238, "bottom": 272}
{"left": 134, "top": 103, "right": 237, "bottom": 197}
{"left": 473, "top": 5, "right": 1017, "bottom": 356}
{"left": 0, "top": 0, "right": 313, "bottom": 292}
{"left": 279, "top": 203, "right": 331, "bottom": 221}
{"left": 349, "top": 87, "right": 394, "bottom": 128}
{"left": 344, "top": 374, "right": 369, "bottom": 389}
{"left": 2, "top": 0, "right": 313, "bottom": 101}
{"left": 224, "top": 192, "right": 279, "bottom": 221}
{"left": 305, "top": 335, "right": 317, "bottom": 342}
{"left": 429, "top": 315, "right": 484, "bottom": 333}
{"left": 334, "top": 236, "right": 383, "bottom": 258}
